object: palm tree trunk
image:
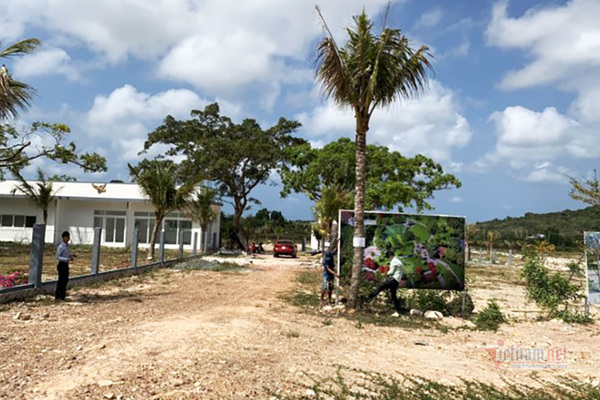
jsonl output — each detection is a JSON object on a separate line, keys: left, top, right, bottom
{"left": 43, "top": 208, "right": 48, "bottom": 226}
{"left": 147, "top": 217, "right": 163, "bottom": 260}
{"left": 348, "top": 122, "right": 367, "bottom": 309}
{"left": 200, "top": 224, "right": 206, "bottom": 254}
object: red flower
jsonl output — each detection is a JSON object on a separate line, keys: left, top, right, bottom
{"left": 415, "top": 266, "right": 423, "bottom": 275}
{"left": 378, "top": 265, "right": 389, "bottom": 274}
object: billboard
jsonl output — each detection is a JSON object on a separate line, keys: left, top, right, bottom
{"left": 339, "top": 210, "right": 466, "bottom": 291}
{"left": 584, "top": 232, "right": 600, "bottom": 305}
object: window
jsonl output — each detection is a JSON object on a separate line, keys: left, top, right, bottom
{"left": 94, "top": 210, "right": 126, "bottom": 243}
{"left": 0, "top": 214, "right": 36, "bottom": 227}
{"left": 134, "top": 212, "right": 155, "bottom": 244}
{"left": 163, "top": 212, "right": 193, "bottom": 245}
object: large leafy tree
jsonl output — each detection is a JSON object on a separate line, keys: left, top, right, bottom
{"left": 142, "top": 102, "right": 303, "bottom": 230}
{"left": 0, "top": 38, "right": 40, "bottom": 120}
{"left": 128, "top": 159, "right": 197, "bottom": 260}
{"left": 281, "top": 138, "right": 459, "bottom": 210}
{"left": 10, "top": 168, "right": 59, "bottom": 225}
{"left": 186, "top": 186, "right": 219, "bottom": 253}
{"left": 314, "top": 7, "right": 432, "bottom": 308}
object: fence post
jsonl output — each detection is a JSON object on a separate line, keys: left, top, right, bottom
{"left": 193, "top": 232, "right": 198, "bottom": 256}
{"left": 159, "top": 230, "right": 165, "bottom": 264}
{"left": 178, "top": 231, "right": 184, "bottom": 260}
{"left": 91, "top": 227, "right": 102, "bottom": 275}
{"left": 28, "top": 224, "right": 46, "bottom": 289}
{"left": 301, "top": 237, "right": 306, "bottom": 252}
{"left": 131, "top": 228, "right": 139, "bottom": 270}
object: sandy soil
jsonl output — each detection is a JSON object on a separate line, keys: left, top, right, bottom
{"left": 1, "top": 254, "right": 599, "bottom": 399}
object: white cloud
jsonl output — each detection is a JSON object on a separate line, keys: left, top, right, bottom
{"left": 486, "top": 0, "right": 600, "bottom": 90}
{"left": 416, "top": 8, "right": 443, "bottom": 28}
{"left": 476, "top": 106, "right": 600, "bottom": 170}
{"left": 12, "top": 47, "right": 82, "bottom": 81}
{"left": 483, "top": 1, "right": 600, "bottom": 180}
{"left": 297, "top": 81, "right": 472, "bottom": 163}
{"left": 0, "top": 0, "right": 397, "bottom": 107}
{"left": 449, "top": 196, "right": 463, "bottom": 203}
{"left": 519, "top": 163, "right": 571, "bottom": 184}
{"left": 83, "top": 85, "right": 206, "bottom": 162}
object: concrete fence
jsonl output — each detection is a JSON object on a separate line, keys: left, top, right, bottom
{"left": 0, "top": 224, "right": 199, "bottom": 303}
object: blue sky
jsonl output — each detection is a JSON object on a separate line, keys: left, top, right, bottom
{"left": 2, "top": 0, "right": 599, "bottom": 222}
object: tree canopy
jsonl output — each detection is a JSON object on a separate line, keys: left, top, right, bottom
{"left": 142, "top": 102, "right": 303, "bottom": 228}
{"left": 0, "top": 122, "right": 107, "bottom": 180}
{"left": 280, "top": 138, "right": 460, "bottom": 212}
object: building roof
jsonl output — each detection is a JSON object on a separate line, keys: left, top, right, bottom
{"left": 0, "top": 180, "right": 149, "bottom": 202}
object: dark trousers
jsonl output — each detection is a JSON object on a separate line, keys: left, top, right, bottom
{"left": 55, "top": 261, "right": 69, "bottom": 300}
{"left": 368, "top": 278, "right": 403, "bottom": 312}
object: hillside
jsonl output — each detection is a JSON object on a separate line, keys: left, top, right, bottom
{"left": 472, "top": 206, "right": 600, "bottom": 250}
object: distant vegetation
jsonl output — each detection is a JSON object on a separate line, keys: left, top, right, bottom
{"left": 472, "top": 206, "right": 600, "bottom": 251}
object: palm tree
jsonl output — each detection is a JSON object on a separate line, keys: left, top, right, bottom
{"left": 0, "top": 38, "right": 40, "bottom": 120}
{"left": 313, "top": 184, "right": 353, "bottom": 249}
{"left": 10, "top": 168, "right": 58, "bottom": 225}
{"left": 487, "top": 231, "right": 501, "bottom": 263}
{"left": 129, "top": 159, "right": 196, "bottom": 260}
{"left": 465, "top": 224, "right": 479, "bottom": 261}
{"left": 186, "top": 186, "right": 218, "bottom": 253}
{"left": 536, "top": 240, "right": 556, "bottom": 261}
{"left": 314, "top": 7, "right": 432, "bottom": 308}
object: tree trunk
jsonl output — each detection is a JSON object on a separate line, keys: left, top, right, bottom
{"left": 43, "top": 209, "right": 48, "bottom": 226}
{"left": 147, "top": 216, "right": 163, "bottom": 260}
{"left": 348, "top": 120, "right": 368, "bottom": 309}
{"left": 200, "top": 224, "right": 206, "bottom": 254}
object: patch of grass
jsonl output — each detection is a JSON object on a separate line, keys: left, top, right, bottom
{"left": 322, "top": 318, "right": 333, "bottom": 326}
{"left": 269, "top": 366, "right": 600, "bottom": 400}
{"left": 296, "top": 270, "right": 320, "bottom": 286}
{"left": 173, "top": 258, "right": 245, "bottom": 272}
{"left": 285, "top": 330, "right": 300, "bottom": 338}
{"left": 280, "top": 291, "right": 320, "bottom": 308}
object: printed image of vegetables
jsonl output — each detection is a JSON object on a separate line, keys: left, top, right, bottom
{"left": 339, "top": 211, "right": 465, "bottom": 291}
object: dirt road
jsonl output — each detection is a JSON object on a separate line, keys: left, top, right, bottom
{"left": 1, "top": 255, "right": 599, "bottom": 399}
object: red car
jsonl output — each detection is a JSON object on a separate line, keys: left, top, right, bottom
{"left": 273, "top": 240, "right": 297, "bottom": 258}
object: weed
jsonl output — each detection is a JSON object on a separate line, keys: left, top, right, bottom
{"left": 269, "top": 366, "right": 600, "bottom": 399}
{"left": 285, "top": 330, "right": 300, "bottom": 338}
{"left": 280, "top": 291, "right": 320, "bottom": 308}
{"left": 322, "top": 319, "right": 333, "bottom": 326}
{"left": 297, "top": 270, "right": 320, "bottom": 286}
{"left": 474, "top": 299, "right": 506, "bottom": 331}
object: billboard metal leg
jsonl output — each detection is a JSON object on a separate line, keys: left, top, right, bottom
{"left": 461, "top": 291, "right": 467, "bottom": 318}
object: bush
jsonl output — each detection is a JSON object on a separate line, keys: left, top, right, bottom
{"left": 404, "top": 290, "right": 474, "bottom": 317}
{"left": 474, "top": 299, "right": 505, "bottom": 331}
{"left": 521, "top": 252, "right": 587, "bottom": 322}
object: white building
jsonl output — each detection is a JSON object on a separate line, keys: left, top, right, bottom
{"left": 0, "top": 180, "right": 221, "bottom": 250}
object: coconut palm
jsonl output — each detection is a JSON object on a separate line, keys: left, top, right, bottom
{"left": 465, "top": 224, "right": 479, "bottom": 261}
{"left": 487, "top": 231, "right": 501, "bottom": 263}
{"left": 0, "top": 38, "right": 40, "bottom": 120}
{"left": 314, "top": 7, "right": 432, "bottom": 307}
{"left": 313, "top": 184, "right": 353, "bottom": 249}
{"left": 10, "top": 168, "right": 57, "bottom": 225}
{"left": 129, "top": 159, "right": 197, "bottom": 260}
{"left": 186, "top": 186, "right": 219, "bottom": 253}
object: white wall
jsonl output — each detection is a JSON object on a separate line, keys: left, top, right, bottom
{"left": 1, "top": 195, "right": 221, "bottom": 251}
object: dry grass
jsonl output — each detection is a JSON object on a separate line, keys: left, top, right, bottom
{"left": 0, "top": 241, "right": 192, "bottom": 282}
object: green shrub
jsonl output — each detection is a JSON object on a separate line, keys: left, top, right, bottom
{"left": 521, "top": 252, "right": 587, "bottom": 322}
{"left": 474, "top": 299, "right": 506, "bottom": 331}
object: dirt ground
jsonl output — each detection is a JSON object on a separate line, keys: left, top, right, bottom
{"left": 1, "top": 254, "right": 599, "bottom": 399}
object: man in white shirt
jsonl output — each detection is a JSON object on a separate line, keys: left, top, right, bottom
{"left": 367, "top": 249, "right": 405, "bottom": 317}
{"left": 55, "top": 231, "right": 75, "bottom": 300}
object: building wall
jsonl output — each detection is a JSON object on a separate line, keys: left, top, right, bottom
{"left": 1, "top": 196, "right": 221, "bottom": 250}
{"left": 0, "top": 197, "right": 58, "bottom": 243}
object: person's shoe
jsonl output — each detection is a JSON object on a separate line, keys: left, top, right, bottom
{"left": 391, "top": 312, "right": 400, "bottom": 317}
